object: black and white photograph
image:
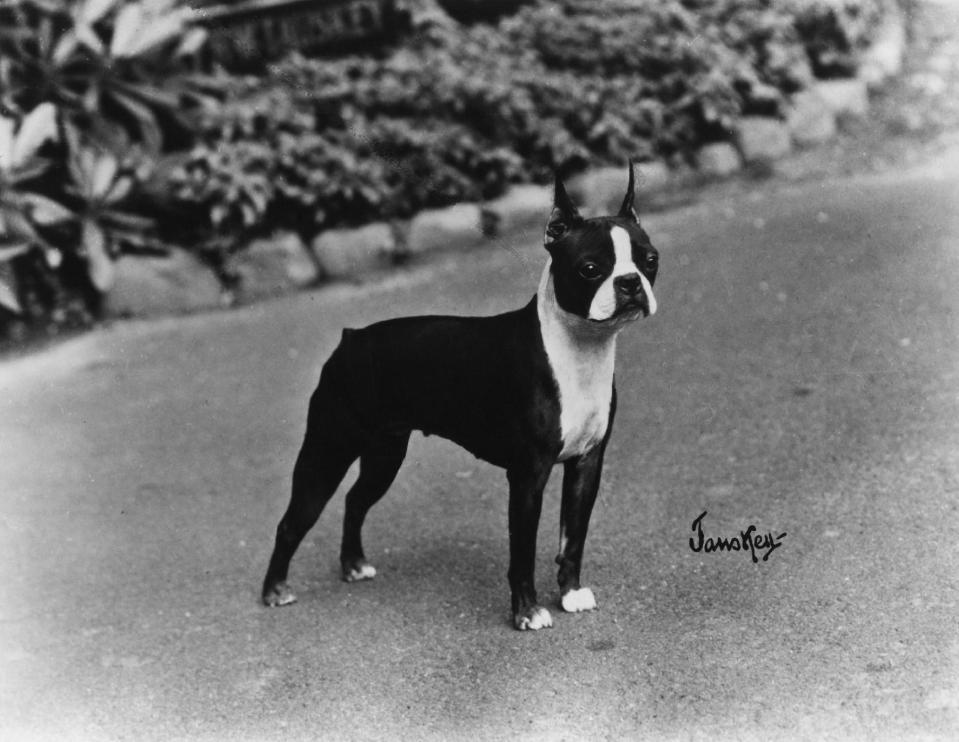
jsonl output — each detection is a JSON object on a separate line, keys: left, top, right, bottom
{"left": 1, "top": 0, "right": 957, "bottom": 739}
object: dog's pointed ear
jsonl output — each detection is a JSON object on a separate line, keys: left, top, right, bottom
{"left": 618, "top": 159, "right": 639, "bottom": 223}
{"left": 545, "top": 173, "right": 582, "bottom": 247}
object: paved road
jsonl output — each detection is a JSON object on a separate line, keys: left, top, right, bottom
{"left": 2, "top": 152, "right": 958, "bottom": 741}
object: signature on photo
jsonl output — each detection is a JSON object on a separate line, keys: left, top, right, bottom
{"left": 688, "top": 510, "right": 786, "bottom": 563}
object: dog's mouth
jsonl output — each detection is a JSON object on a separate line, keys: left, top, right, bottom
{"left": 587, "top": 302, "right": 647, "bottom": 326}
{"left": 614, "top": 297, "right": 650, "bottom": 319}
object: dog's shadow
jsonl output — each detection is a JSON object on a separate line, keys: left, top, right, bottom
{"left": 356, "top": 537, "right": 500, "bottom": 594}
{"left": 282, "top": 536, "right": 523, "bottom": 627}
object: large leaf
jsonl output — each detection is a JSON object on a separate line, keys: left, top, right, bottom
{"left": 12, "top": 102, "right": 58, "bottom": 168}
{"left": 0, "top": 243, "right": 32, "bottom": 262}
{"left": 101, "top": 209, "right": 153, "bottom": 230}
{"left": 109, "top": 4, "right": 143, "bottom": 59}
{"left": 0, "top": 260, "right": 21, "bottom": 314}
{"left": 0, "top": 115, "right": 14, "bottom": 172}
{"left": 6, "top": 158, "right": 48, "bottom": 185}
{"left": 176, "top": 27, "right": 207, "bottom": 57}
{"left": 111, "top": 4, "right": 186, "bottom": 59}
{"left": 82, "top": 219, "right": 114, "bottom": 292}
{"left": 104, "top": 175, "right": 133, "bottom": 205}
{"left": 111, "top": 80, "right": 179, "bottom": 110}
{"left": 0, "top": 208, "right": 40, "bottom": 244}
{"left": 23, "top": 192, "right": 75, "bottom": 225}
{"left": 74, "top": 23, "right": 105, "bottom": 56}
{"left": 36, "top": 16, "right": 53, "bottom": 58}
{"left": 23, "top": 0, "right": 65, "bottom": 16}
{"left": 129, "top": 14, "right": 190, "bottom": 58}
{"left": 66, "top": 141, "right": 99, "bottom": 199}
{"left": 80, "top": 0, "right": 121, "bottom": 25}
{"left": 108, "top": 89, "right": 163, "bottom": 153}
{"left": 142, "top": 0, "right": 180, "bottom": 14}
{"left": 91, "top": 153, "right": 119, "bottom": 200}
{"left": 62, "top": 120, "right": 85, "bottom": 183}
{"left": 52, "top": 31, "right": 81, "bottom": 66}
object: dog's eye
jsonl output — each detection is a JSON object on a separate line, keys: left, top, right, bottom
{"left": 645, "top": 254, "right": 658, "bottom": 269}
{"left": 578, "top": 262, "right": 601, "bottom": 280}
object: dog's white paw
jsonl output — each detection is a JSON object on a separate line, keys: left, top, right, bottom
{"left": 561, "top": 587, "right": 597, "bottom": 613}
{"left": 514, "top": 605, "right": 554, "bottom": 631}
{"left": 262, "top": 582, "right": 298, "bottom": 607}
{"left": 342, "top": 562, "right": 376, "bottom": 583}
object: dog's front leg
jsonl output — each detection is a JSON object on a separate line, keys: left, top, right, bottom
{"left": 556, "top": 440, "right": 607, "bottom": 614}
{"left": 507, "top": 461, "right": 553, "bottom": 631}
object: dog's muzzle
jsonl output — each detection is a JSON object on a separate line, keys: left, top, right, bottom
{"left": 614, "top": 272, "right": 655, "bottom": 318}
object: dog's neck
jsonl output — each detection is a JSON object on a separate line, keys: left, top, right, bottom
{"left": 537, "top": 259, "right": 621, "bottom": 459}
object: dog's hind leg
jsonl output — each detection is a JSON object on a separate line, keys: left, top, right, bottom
{"left": 262, "top": 399, "right": 359, "bottom": 606}
{"left": 339, "top": 432, "right": 410, "bottom": 582}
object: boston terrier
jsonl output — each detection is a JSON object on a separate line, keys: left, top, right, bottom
{"left": 262, "top": 162, "right": 658, "bottom": 630}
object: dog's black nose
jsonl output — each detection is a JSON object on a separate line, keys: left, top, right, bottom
{"left": 614, "top": 273, "right": 642, "bottom": 296}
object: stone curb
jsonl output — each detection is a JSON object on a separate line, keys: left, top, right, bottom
{"left": 405, "top": 203, "right": 486, "bottom": 257}
{"left": 98, "top": 8, "right": 906, "bottom": 319}
{"left": 786, "top": 89, "right": 838, "bottom": 148}
{"left": 481, "top": 184, "right": 552, "bottom": 238}
{"left": 859, "top": 3, "right": 907, "bottom": 91}
{"left": 696, "top": 143, "right": 742, "bottom": 178}
{"left": 568, "top": 162, "right": 670, "bottom": 216}
{"left": 814, "top": 78, "right": 870, "bottom": 123}
{"left": 227, "top": 231, "right": 318, "bottom": 300}
{"left": 312, "top": 222, "right": 398, "bottom": 280}
{"left": 103, "top": 248, "right": 224, "bottom": 319}
{"left": 736, "top": 116, "right": 792, "bottom": 165}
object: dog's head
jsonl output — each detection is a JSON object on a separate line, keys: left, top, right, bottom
{"left": 543, "top": 161, "right": 658, "bottom": 327}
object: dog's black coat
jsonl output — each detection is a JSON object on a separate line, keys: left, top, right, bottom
{"left": 262, "top": 163, "right": 657, "bottom": 630}
{"left": 325, "top": 300, "right": 560, "bottom": 469}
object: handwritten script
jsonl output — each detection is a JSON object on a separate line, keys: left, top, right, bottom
{"left": 688, "top": 510, "right": 786, "bottom": 563}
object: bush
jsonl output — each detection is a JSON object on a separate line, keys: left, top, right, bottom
{"left": 786, "top": 0, "right": 883, "bottom": 77}
{"left": 162, "top": 0, "right": 830, "bottom": 247}
{"left": 2, "top": 0, "right": 890, "bottom": 342}
{"left": 0, "top": 0, "right": 214, "bottom": 327}
{"left": 157, "top": 83, "right": 526, "bottom": 249}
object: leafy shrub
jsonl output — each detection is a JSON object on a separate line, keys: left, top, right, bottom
{"left": 0, "top": 104, "right": 64, "bottom": 315}
{"left": 0, "top": 0, "right": 213, "bottom": 326}
{"left": 693, "top": 0, "right": 814, "bottom": 110}
{"left": 159, "top": 0, "right": 887, "bottom": 253}
{"left": 0, "top": 0, "right": 211, "bottom": 151}
{"left": 282, "top": 0, "right": 831, "bottom": 159}
{"left": 2, "top": 0, "right": 890, "bottom": 343}
{"left": 785, "top": 0, "right": 883, "bottom": 77}
{"left": 159, "top": 84, "right": 526, "bottom": 247}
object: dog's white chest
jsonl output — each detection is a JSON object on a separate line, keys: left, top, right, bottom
{"left": 537, "top": 262, "right": 617, "bottom": 461}
{"left": 552, "top": 351, "right": 614, "bottom": 461}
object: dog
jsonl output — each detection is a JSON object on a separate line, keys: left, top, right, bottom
{"left": 262, "top": 162, "right": 658, "bottom": 630}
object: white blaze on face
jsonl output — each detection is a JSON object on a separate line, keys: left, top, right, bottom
{"left": 587, "top": 226, "right": 657, "bottom": 321}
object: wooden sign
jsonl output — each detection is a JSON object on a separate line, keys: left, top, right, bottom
{"left": 191, "top": 0, "right": 404, "bottom": 68}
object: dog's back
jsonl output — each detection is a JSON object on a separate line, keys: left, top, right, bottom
{"left": 321, "top": 298, "right": 560, "bottom": 468}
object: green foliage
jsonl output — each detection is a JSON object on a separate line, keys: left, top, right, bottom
{"left": 0, "top": 103, "right": 75, "bottom": 315}
{"left": 156, "top": 81, "right": 526, "bottom": 245}
{"left": 0, "top": 0, "right": 213, "bottom": 152}
{"left": 156, "top": 0, "right": 888, "bottom": 253}
{"left": 2, "top": 0, "right": 888, "bottom": 338}
{"left": 785, "top": 0, "right": 883, "bottom": 77}
{"left": 0, "top": 0, "right": 212, "bottom": 320}
{"left": 167, "top": 0, "right": 850, "bottom": 246}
